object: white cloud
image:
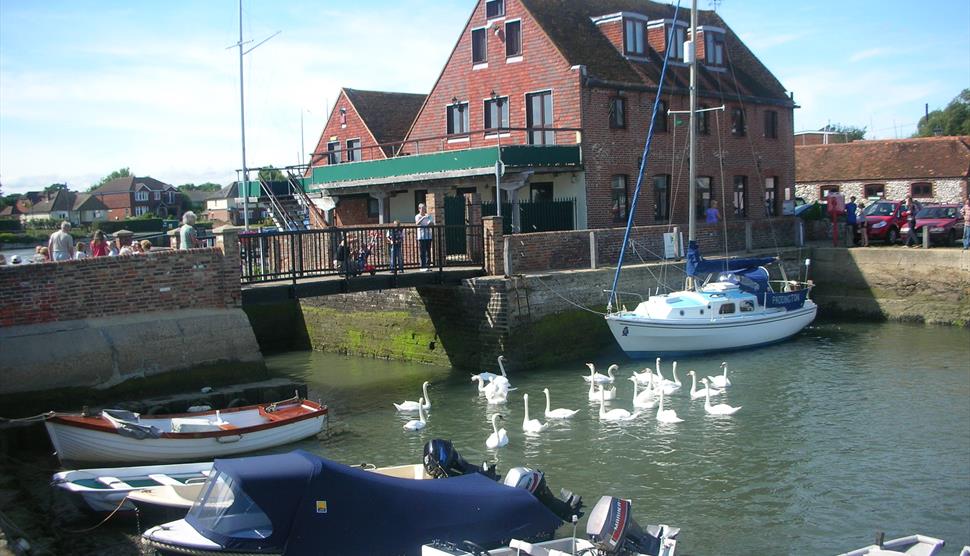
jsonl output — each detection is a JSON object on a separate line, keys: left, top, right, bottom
{"left": 848, "top": 47, "right": 893, "bottom": 63}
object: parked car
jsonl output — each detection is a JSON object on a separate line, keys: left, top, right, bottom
{"left": 900, "top": 204, "right": 965, "bottom": 246}
{"left": 863, "top": 200, "right": 907, "bottom": 244}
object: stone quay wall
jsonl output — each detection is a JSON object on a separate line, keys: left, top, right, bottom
{"left": 0, "top": 229, "right": 265, "bottom": 399}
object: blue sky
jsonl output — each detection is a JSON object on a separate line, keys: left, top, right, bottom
{"left": 1, "top": 0, "right": 967, "bottom": 193}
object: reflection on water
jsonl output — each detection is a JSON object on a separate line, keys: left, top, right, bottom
{"left": 267, "top": 321, "right": 970, "bottom": 555}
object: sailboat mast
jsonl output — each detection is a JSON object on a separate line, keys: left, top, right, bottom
{"left": 687, "top": 0, "right": 698, "bottom": 241}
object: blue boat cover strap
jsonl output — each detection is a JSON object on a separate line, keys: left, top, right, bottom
{"left": 686, "top": 240, "right": 775, "bottom": 277}
{"left": 187, "top": 450, "right": 563, "bottom": 555}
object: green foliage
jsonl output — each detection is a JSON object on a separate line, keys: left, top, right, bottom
{"left": 87, "top": 167, "right": 132, "bottom": 192}
{"left": 24, "top": 218, "right": 59, "bottom": 230}
{"left": 44, "top": 183, "right": 68, "bottom": 194}
{"left": 257, "top": 166, "right": 285, "bottom": 182}
{"left": 0, "top": 220, "right": 22, "bottom": 232}
{"left": 914, "top": 89, "right": 970, "bottom": 137}
{"left": 178, "top": 182, "right": 222, "bottom": 192}
{"left": 93, "top": 218, "right": 164, "bottom": 233}
{"left": 819, "top": 123, "right": 867, "bottom": 141}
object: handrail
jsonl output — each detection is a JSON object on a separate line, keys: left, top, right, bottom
{"left": 258, "top": 178, "right": 297, "bottom": 230}
{"left": 286, "top": 170, "right": 327, "bottom": 228}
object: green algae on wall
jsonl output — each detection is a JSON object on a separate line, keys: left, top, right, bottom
{"left": 509, "top": 307, "right": 615, "bottom": 368}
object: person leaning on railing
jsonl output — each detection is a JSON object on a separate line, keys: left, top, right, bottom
{"left": 179, "top": 211, "right": 201, "bottom": 250}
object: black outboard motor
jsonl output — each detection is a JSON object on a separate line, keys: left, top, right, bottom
{"left": 502, "top": 467, "right": 583, "bottom": 522}
{"left": 422, "top": 439, "right": 499, "bottom": 480}
{"left": 586, "top": 496, "right": 669, "bottom": 556}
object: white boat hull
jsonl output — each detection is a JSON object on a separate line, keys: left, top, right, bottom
{"left": 45, "top": 413, "right": 326, "bottom": 464}
{"left": 606, "top": 302, "right": 817, "bottom": 357}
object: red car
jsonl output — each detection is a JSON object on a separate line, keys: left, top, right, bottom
{"left": 863, "top": 200, "right": 907, "bottom": 244}
{"left": 900, "top": 204, "right": 966, "bottom": 246}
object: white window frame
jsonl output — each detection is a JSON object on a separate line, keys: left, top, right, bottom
{"left": 446, "top": 101, "right": 470, "bottom": 136}
{"left": 153, "top": 191, "right": 161, "bottom": 201}
{"left": 135, "top": 206, "right": 149, "bottom": 216}
{"left": 471, "top": 26, "right": 488, "bottom": 66}
{"left": 483, "top": 95, "right": 510, "bottom": 133}
{"left": 505, "top": 19, "right": 522, "bottom": 59}
{"left": 346, "top": 138, "right": 362, "bottom": 162}
{"left": 135, "top": 191, "right": 149, "bottom": 202}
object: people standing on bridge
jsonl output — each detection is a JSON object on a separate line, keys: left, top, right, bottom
{"left": 961, "top": 196, "right": 970, "bottom": 250}
{"left": 48, "top": 221, "right": 75, "bottom": 261}
{"left": 90, "top": 230, "right": 109, "bottom": 257}
{"left": 857, "top": 201, "right": 869, "bottom": 247}
{"left": 845, "top": 196, "right": 858, "bottom": 246}
{"left": 903, "top": 195, "right": 922, "bottom": 248}
{"left": 74, "top": 242, "right": 88, "bottom": 260}
{"left": 387, "top": 221, "right": 404, "bottom": 273}
{"left": 415, "top": 203, "right": 434, "bottom": 271}
{"left": 179, "top": 211, "right": 201, "bottom": 250}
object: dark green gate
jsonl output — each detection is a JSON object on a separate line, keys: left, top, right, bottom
{"left": 443, "top": 195, "right": 468, "bottom": 255}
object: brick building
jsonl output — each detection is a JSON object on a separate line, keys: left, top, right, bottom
{"left": 795, "top": 136, "right": 970, "bottom": 204}
{"left": 306, "top": 0, "right": 795, "bottom": 232}
{"left": 89, "top": 176, "right": 183, "bottom": 221}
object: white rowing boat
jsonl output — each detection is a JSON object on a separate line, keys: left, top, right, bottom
{"left": 51, "top": 461, "right": 212, "bottom": 513}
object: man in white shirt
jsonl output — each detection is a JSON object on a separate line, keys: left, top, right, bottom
{"left": 415, "top": 203, "right": 434, "bottom": 271}
{"left": 48, "top": 221, "right": 75, "bottom": 261}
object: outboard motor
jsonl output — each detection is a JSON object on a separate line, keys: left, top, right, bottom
{"left": 503, "top": 467, "right": 583, "bottom": 522}
{"left": 422, "top": 439, "right": 498, "bottom": 480}
{"left": 586, "top": 496, "right": 670, "bottom": 556}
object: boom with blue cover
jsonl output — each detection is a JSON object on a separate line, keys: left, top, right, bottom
{"left": 685, "top": 240, "right": 775, "bottom": 277}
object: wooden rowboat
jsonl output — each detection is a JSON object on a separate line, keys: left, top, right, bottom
{"left": 44, "top": 396, "right": 327, "bottom": 465}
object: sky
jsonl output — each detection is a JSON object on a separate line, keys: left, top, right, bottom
{"left": 1, "top": 0, "right": 968, "bottom": 194}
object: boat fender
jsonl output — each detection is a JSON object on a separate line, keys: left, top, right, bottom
{"left": 227, "top": 398, "right": 249, "bottom": 409}
{"left": 216, "top": 435, "right": 242, "bottom": 443}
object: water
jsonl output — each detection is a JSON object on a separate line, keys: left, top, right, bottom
{"left": 265, "top": 321, "right": 970, "bottom": 555}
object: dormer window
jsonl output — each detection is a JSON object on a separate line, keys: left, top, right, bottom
{"left": 624, "top": 18, "right": 646, "bottom": 56}
{"left": 705, "top": 30, "right": 725, "bottom": 66}
{"left": 485, "top": 0, "right": 504, "bottom": 19}
{"left": 667, "top": 23, "right": 686, "bottom": 61}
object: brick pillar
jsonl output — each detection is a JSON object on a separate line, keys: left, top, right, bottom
{"left": 167, "top": 228, "right": 180, "bottom": 250}
{"left": 483, "top": 216, "right": 504, "bottom": 276}
{"left": 424, "top": 189, "right": 445, "bottom": 221}
{"left": 213, "top": 225, "right": 242, "bottom": 307}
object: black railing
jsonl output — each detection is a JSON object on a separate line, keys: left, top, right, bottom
{"left": 482, "top": 197, "right": 576, "bottom": 234}
{"left": 238, "top": 223, "right": 485, "bottom": 284}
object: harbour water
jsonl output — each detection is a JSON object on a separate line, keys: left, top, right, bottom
{"left": 267, "top": 320, "right": 970, "bottom": 555}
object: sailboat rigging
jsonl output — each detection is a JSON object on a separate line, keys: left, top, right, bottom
{"left": 604, "top": 0, "right": 817, "bottom": 358}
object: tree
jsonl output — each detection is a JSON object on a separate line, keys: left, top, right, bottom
{"left": 87, "top": 167, "right": 132, "bottom": 192}
{"left": 913, "top": 89, "right": 970, "bottom": 137}
{"left": 257, "top": 166, "right": 285, "bottom": 182}
{"left": 819, "top": 123, "right": 867, "bottom": 142}
{"left": 177, "top": 182, "right": 222, "bottom": 192}
{"left": 44, "top": 183, "right": 68, "bottom": 194}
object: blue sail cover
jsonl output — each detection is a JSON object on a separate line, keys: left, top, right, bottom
{"left": 186, "top": 451, "right": 563, "bottom": 555}
{"left": 685, "top": 241, "right": 776, "bottom": 277}
{"left": 719, "top": 267, "right": 770, "bottom": 303}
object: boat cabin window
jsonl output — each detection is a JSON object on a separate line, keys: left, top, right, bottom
{"left": 718, "top": 303, "right": 736, "bottom": 315}
{"left": 740, "top": 300, "right": 755, "bottom": 312}
{"left": 188, "top": 471, "right": 273, "bottom": 540}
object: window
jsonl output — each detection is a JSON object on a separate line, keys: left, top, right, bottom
{"left": 654, "top": 174, "right": 671, "bottom": 221}
{"left": 695, "top": 176, "right": 712, "bottom": 219}
{"left": 327, "top": 141, "right": 340, "bottom": 165}
{"left": 911, "top": 182, "right": 933, "bottom": 197}
{"left": 719, "top": 303, "right": 736, "bottom": 315}
{"left": 820, "top": 185, "right": 840, "bottom": 198}
{"left": 339, "top": 108, "right": 347, "bottom": 126}
{"left": 764, "top": 177, "right": 780, "bottom": 217}
{"left": 764, "top": 110, "right": 778, "bottom": 139}
{"left": 697, "top": 104, "right": 710, "bottom": 134}
{"left": 135, "top": 190, "right": 149, "bottom": 202}
{"left": 472, "top": 28, "right": 487, "bottom": 64}
{"left": 733, "top": 176, "right": 747, "bottom": 218}
{"left": 153, "top": 191, "right": 161, "bottom": 201}
{"left": 447, "top": 102, "right": 469, "bottom": 135}
{"left": 609, "top": 97, "right": 626, "bottom": 129}
{"left": 611, "top": 175, "right": 628, "bottom": 222}
{"left": 624, "top": 18, "right": 645, "bottom": 56}
{"left": 167, "top": 192, "right": 176, "bottom": 204}
{"left": 732, "top": 107, "right": 746, "bottom": 137}
{"left": 414, "top": 190, "right": 427, "bottom": 213}
{"left": 135, "top": 206, "right": 149, "bottom": 216}
{"left": 367, "top": 197, "right": 380, "bottom": 218}
{"left": 485, "top": 0, "right": 504, "bottom": 18}
{"left": 526, "top": 91, "right": 554, "bottom": 145}
{"left": 705, "top": 31, "right": 725, "bottom": 66}
{"left": 740, "top": 300, "right": 755, "bottom": 312}
{"left": 653, "top": 100, "right": 668, "bottom": 132}
{"left": 346, "top": 139, "right": 361, "bottom": 162}
{"left": 530, "top": 182, "right": 553, "bottom": 202}
{"left": 864, "top": 184, "right": 885, "bottom": 199}
{"left": 484, "top": 97, "right": 509, "bottom": 130}
{"left": 667, "top": 24, "right": 685, "bottom": 61}
{"left": 505, "top": 21, "right": 521, "bottom": 57}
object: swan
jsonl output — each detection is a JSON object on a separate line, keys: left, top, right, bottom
{"left": 656, "top": 389, "right": 683, "bottom": 424}
{"left": 687, "top": 370, "right": 722, "bottom": 400}
{"left": 598, "top": 383, "right": 639, "bottom": 421}
{"left": 485, "top": 414, "right": 509, "bottom": 448}
{"left": 402, "top": 399, "right": 427, "bottom": 431}
{"left": 542, "top": 388, "right": 579, "bottom": 419}
{"left": 630, "top": 377, "right": 657, "bottom": 409}
{"left": 393, "top": 381, "right": 431, "bottom": 411}
{"left": 583, "top": 363, "right": 615, "bottom": 384}
{"left": 471, "top": 355, "right": 509, "bottom": 383}
{"left": 470, "top": 375, "right": 489, "bottom": 396}
{"left": 707, "top": 362, "right": 732, "bottom": 389}
{"left": 484, "top": 378, "right": 509, "bottom": 404}
{"left": 631, "top": 367, "right": 655, "bottom": 386}
{"left": 522, "top": 394, "right": 547, "bottom": 432}
{"left": 702, "top": 378, "right": 741, "bottom": 415}
{"left": 588, "top": 379, "right": 617, "bottom": 401}
{"left": 654, "top": 366, "right": 680, "bottom": 396}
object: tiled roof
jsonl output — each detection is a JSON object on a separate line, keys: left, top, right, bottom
{"left": 28, "top": 190, "right": 76, "bottom": 214}
{"left": 90, "top": 176, "right": 172, "bottom": 194}
{"left": 343, "top": 88, "right": 427, "bottom": 149}
{"left": 519, "top": 0, "right": 791, "bottom": 104}
{"left": 795, "top": 136, "right": 970, "bottom": 182}
{"left": 73, "top": 193, "right": 107, "bottom": 211}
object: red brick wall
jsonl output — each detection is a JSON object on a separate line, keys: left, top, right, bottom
{"left": 308, "top": 90, "right": 385, "bottom": 168}
{"left": 333, "top": 196, "right": 380, "bottom": 227}
{"left": 404, "top": 0, "right": 582, "bottom": 152}
{"left": 0, "top": 249, "right": 241, "bottom": 328}
{"left": 599, "top": 19, "right": 624, "bottom": 53}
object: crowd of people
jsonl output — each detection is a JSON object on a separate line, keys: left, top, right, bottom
{"left": 333, "top": 205, "right": 436, "bottom": 277}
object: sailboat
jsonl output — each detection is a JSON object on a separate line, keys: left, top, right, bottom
{"left": 604, "top": 0, "right": 816, "bottom": 358}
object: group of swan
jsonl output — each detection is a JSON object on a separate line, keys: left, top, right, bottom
{"left": 487, "top": 388, "right": 581, "bottom": 448}
{"left": 470, "top": 356, "right": 513, "bottom": 404}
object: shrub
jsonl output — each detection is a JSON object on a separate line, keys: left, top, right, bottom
{"left": 93, "top": 219, "right": 164, "bottom": 233}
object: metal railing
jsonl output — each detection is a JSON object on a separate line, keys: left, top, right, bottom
{"left": 238, "top": 223, "right": 485, "bottom": 284}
